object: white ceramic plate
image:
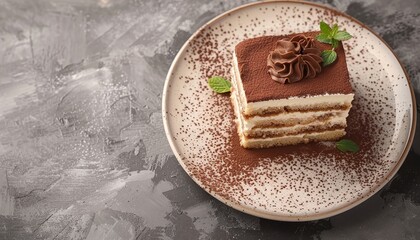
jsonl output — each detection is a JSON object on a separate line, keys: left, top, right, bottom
{"left": 162, "top": 1, "right": 416, "bottom": 221}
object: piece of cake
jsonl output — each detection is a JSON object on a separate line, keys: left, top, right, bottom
{"left": 231, "top": 32, "right": 354, "bottom": 148}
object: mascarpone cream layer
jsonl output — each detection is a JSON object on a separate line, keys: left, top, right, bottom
{"left": 243, "top": 110, "right": 348, "bottom": 130}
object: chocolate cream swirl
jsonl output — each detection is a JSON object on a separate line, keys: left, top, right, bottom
{"left": 267, "top": 35, "right": 323, "bottom": 83}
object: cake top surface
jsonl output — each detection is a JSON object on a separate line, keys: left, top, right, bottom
{"left": 234, "top": 32, "right": 353, "bottom": 102}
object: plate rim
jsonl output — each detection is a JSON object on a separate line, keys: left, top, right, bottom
{"left": 161, "top": 0, "right": 417, "bottom": 221}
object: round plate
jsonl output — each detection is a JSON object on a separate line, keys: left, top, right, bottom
{"left": 162, "top": 1, "right": 416, "bottom": 221}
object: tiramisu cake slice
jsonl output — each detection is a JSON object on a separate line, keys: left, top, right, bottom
{"left": 231, "top": 32, "right": 354, "bottom": 148}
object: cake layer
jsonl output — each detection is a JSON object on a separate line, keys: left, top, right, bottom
{"left": 238, "top": 129, "right": 346, "bottom": 149}
{"left": 232, "top": 79, "right": 348, "bottom": 137}
{"left": 233, "top": 54, "right": 354, "bottom": 116}
{"left": 234, "top": 32, "right": 354, "bottom": 103}
{"left": 244, "top": 111, "right": 347, "bottom": 129}
{"left": 245, "top": 120, "right": 347, "bottom": 138}
{"left": 231, "top": 85, "right": 347, "bottom": 148}
{"left": 244, "top": 95, "right": 353, "bottom": 116}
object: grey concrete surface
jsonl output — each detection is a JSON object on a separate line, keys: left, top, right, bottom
{"left": 0, "top": 0, "right": 419, "bottom": 239}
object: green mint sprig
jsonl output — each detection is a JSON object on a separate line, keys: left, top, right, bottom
{"left": 208, "top": 76, "right": 231, "bottom": 93}
{"left": 316, "top": 21, "right": 352, "bottom": 66}
{"left": 336, "top": 139, "right": 359, "bottom": 153}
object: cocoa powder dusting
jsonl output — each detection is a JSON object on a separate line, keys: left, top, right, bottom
{"left": 172, "top": 5, "right": 400, "bottom": 213}
{"left": 186, "top": 27, "right": 377, "bottom": 200}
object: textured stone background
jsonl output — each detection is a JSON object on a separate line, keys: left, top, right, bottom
{"left": 0, "top": 0, "right": 419, "bottom": 239}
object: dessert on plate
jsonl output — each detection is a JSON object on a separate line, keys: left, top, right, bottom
{"left": 230, "top": 31, "right": 354, "bottom": 148}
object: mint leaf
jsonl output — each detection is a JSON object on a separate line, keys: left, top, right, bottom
{"left": 330, "top": 24, "right": 339, "bottom": 38}
{"left": 321, "top": 50, "right": 337, "bottom": 66}
{"left": 320, "top": 21, "right": 332, "bottom": 34}
{"left": 336, "top": 139, "right": 360, "bottom": 153}
{"left": 334, "top": 31, "right": 353, "bottom": 41}
{"left": 208, "top": 76, "right": 231, "bottom": 93}
{"left": 316, "top": 33, "right": 332, "bottom": 44}
{"left": 316, "top": 21, "right": 353, "bottom": 67}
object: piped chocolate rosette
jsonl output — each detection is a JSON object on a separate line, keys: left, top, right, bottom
{"left": 267, "top": 35, "right": 323, "bottom": 83}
